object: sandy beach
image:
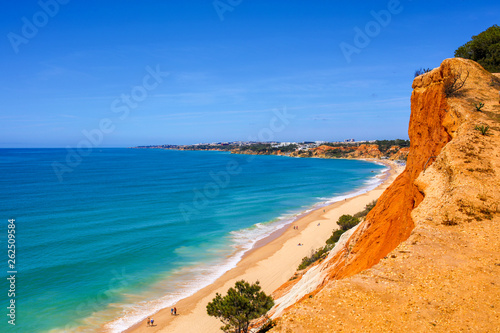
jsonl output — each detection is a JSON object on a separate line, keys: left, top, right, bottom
{"left": 123, "top": 160, "right": 403, "bottom": 333}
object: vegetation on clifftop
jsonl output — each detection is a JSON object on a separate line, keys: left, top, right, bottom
{"left": 455, "top": 24, "right": 500, "bottom": 73}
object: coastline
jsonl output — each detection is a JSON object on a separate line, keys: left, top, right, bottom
{"left": 121, "top": 159, "right": 403, "bottom": 333}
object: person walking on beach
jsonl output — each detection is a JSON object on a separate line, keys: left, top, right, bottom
{"left": 150, "top": 318, "right": 154, "bottom": 326}
{"left": 174, "top": 307, "right": 177, "bottom": 315}
{"left": 171, "top": 308, "right": 174, "bottom": 315}
{"left": 146, "top": 317, "right": 150, "bottom": 326}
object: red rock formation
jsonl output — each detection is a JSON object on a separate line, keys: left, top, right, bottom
{"left": 321, "top": 59, "right": 456, "bottom": 279}
{"left": 311, "top": 145, "right": 351, "bottom": 156}
{"left": 312, "top": 145, "right": 336, "bottom": 154}
{"left": 387, "top": 145, "right": 400, "bottom": 153}
{"left": 347, "top": 144, "right": 382, "bottom": 158}
{"left": 311, "top": 144, "right": 390, "bottom": 159}
{"left": 270, "top": 57, "right": 500, "bottom": 333}
{"left": 389, "top": 146, "right": 410, "bottom": 160}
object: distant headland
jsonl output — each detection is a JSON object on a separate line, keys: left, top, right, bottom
{"left": 132, "top": 139, "right": 410, "bottom": 161}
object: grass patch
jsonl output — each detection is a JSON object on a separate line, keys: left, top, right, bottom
{"left": 474, "top": 125, "right": 490, "bottom": 136}
{"left": 297, "top": 245, "right": 332, "bottom": 270}
{"left": 326, "top": 229, "right": 345, "bottom": 245}
{"left": 353, "top": 200, "right": 377, "bottom": 219}
{"left": 473, "top": 101, "right": 485, "bottom": 111}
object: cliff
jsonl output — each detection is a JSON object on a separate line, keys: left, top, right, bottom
{"left": 136, "top": 140, "right": 410, "bottom": 160}
{"left": 268, "top": 58, "right": 500, "bottom": 331}
{"left": 231, "top": 144, "right": 407, "bottom": 160}
{"left": 389, "top": 146, "right": 410, "bottom": 160}
{"left": 346, "top": 144, "right": 383, "bottom": 159}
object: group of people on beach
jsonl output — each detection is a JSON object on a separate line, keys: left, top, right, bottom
{"left": 293, "top": 225, "right": 298, "bottom": 230}
{"left": 146, "top": 307, "right": 178, "bottom": 328}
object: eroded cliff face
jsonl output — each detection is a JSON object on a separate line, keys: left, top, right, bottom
{"left": 268, "top": 58, "right": 500, "bottom": 331}
{"left": 308, "top": 58, "right": 454, "bottom": 281}
{"left": 325, "top": 59, "right": 454, "bottom": 279}
{"left": 310, "top": 145, "right": 351, "bottom": 157}
{"left": 345, "top": 144, "right": 382, "bottom": 159}
{"left": 389, "top": 146, "right": 409, "bottom": 160}
{"left": 287, "top": 144, "right": 403, "bottom": 159}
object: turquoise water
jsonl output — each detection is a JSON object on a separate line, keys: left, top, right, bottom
{"left": 0, "top": 148, "right": 385, "bottom": 332}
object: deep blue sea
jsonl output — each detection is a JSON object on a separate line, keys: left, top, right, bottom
{"left": 0, "top": 148, "right": 385, "bottom": 332}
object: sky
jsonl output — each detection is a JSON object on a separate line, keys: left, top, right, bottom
{"left": 0, "top": 0, "right": 499, "bottom": 148}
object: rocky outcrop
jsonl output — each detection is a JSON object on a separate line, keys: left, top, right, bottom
{"left": 265, "top": 144, "right": 406, "bottom": 159}
{"left": 346, "top": 144, "right": 383, "bottom": 159}
{"left": 155, "top": 143, "right": 409, "bottom": 160}
{"left": 307, "top": 145, "right": 354, "bottom": 158}
{"left": 389, "top": 146, "right": 409, "bottom": 160}
{"left": 268, "top": 58, "right": 500, "bottom": 330}
{"left": 318, "top": 58, "right": 453, "bottom": 280}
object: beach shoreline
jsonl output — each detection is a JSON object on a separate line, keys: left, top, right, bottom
{"left": 120, "top": 159, "right": 403, "bottom": 333}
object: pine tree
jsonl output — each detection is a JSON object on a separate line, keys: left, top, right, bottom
{"left": 207, "top": 280, "right": 274, "bottom": 333}
{"left": 455, "top": 25, "right": 500, "bottom": 73}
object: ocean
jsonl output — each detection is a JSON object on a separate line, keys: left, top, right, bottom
{"left": 0, "top": 148, "right": 385, "bottom": 332}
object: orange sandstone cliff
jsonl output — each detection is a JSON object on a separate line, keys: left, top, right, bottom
{"left": 268, "top": 58, "right": 500, "bottom": 332}
{"left": 389, "top": 146, "right": 410, "bottom": 160}
{"left": 298, "top": 144, "right": 404, "bottom": 159}
{"left": 346, "top": 144, "right": 383, "bottom": 159}
{"left": 324, "top": 57, "right": 452, "bottom": 279}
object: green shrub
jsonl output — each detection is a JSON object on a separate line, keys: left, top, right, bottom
{"left": 473, "top": 102, "right": 485, "bottom": 111}
{"left": 455, "top": 25, "right": 500, "bottom": 73}
{"left": 414, "top": 67, "right": 432, "bottom": 77}
{"left": 474, "top": 125, "right": 490, "bottom": 135}
{"left": 326, "top": 229, "right": 345, "bottom": 245}
{"left": 353, "top": 200, "right": 377, "bottom": 219}
{"left": 295, "top": 206, "right": 370, "bottom": 272}
{"left": 375, "top": 139, "right": 410, "bottom": 153}
{"left": 207, "top": 280, "right": 274, "bottom": 333}
{"left": 337, "top": 214, "right": 360, "bottom": 231}
{"left": 297, "top": 245, "right": 332, "bottom": 270}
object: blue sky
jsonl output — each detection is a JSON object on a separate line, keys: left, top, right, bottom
{"left": 0, "top": 0, "right": 499, "bottom": 147}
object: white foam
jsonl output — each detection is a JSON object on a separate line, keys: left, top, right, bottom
{"left": 88, "top": 163, "right": 390, "bottom": 332}
{"left": 102, "top": 252, "right": 247, "bottom": 332}
{"left": 309, "top": 167, "right": 388, "bottom": 210}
